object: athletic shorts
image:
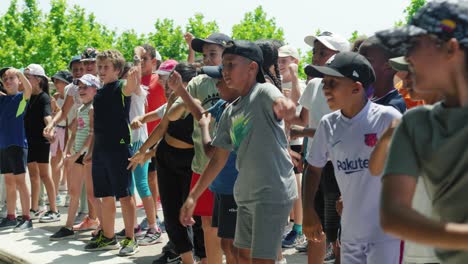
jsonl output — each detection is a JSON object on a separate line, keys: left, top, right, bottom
{"left": 234, "top": 201, "right": 294, "bottom": 260}
{"left": 0, "top": 146, "right": 27, "bottom": 175}
{"left": 191, "top": 172, "right": 214, "bottom": 216}
{"left": 341, "top": 240, "right": 400, "bottom": 264}
{"left": 50, "top": 126, "right": 66, "bottom": 157}
{"left": 148, "top": 156, "right": 157, "bottom": 173}
{"left": 290, "top": 145, "right": 303, "bottom": 174}
{"left": 27, "top": 143, "right": 50, "bottom": 164}
{"left": 313, "top": 161, "right": 341, "bottom": 242}
{"left": 212, "top": 193, "right": 237, "bottom": 239}
{"left": 92, "top": 145, "right": 133, "bottom": 199}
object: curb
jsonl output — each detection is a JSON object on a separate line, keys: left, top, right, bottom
{"left": 0, "top": 249, "right": 30, "bottom": 264}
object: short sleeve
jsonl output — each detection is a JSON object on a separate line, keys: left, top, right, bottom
{"left": 259, "top": 84, "right": 284, "bottom": 120}
{"left": 306, "top": 118, "right": 329, "bottom": 168}
{"left": 41, "top": 93, "right": 52, "bottom": 117}
{"left": 212, "top": 109, "right": 233, "bottom": 151}
{"left": 299, "top": 81, "right": 314, "bottom": 110}
{"left": 383, "top": 118, "right": 421, "bottom": 179}
{"left": 155, "top": 103, "right": 167, "bottom": 119}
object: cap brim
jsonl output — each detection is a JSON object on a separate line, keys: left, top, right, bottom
{"left": 156, "top": 70, "right": 171, "bottom": 76}
{"left": 80, "top": 58, "right": 96, "bottom": 62}
{"left": 304, "top": 35, "right": 338, "bottom": 51}
{"left": 51, "top": 76, "right": 71, "bottom": 84}
{"left": 201, "top": 65, "right": 223, "bottom": 79}
{"left": 376, "top": 25, "right": 427, "bottom": 56}
{"left": 304, "top": 65, "right": 322, "bottom": 78}
{"left": 0, "top": 67, "right": 12, "bottom": 78}
{"left": 191, "top": 38, "right": 221, "bottom": 53}
{"left": 310, "top": 65, "right": 345, "bottom": 78}
{"left": 389, "top": 57, "right": 409, "bottom": 72}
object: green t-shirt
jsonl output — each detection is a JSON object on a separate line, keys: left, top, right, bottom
{"left": 384, "top": 102, "right": 468, "bottom": 263}
{"left": 173, "top": 74, "right": 220, "bottom": 174}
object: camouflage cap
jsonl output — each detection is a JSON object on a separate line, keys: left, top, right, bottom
{"left": 376, "top": 0, "right": 468, "bottom": 55}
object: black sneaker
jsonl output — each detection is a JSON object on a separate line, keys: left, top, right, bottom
{"left": 0, "top": 217, "right": 17, "bottom": 230}
{"left": 39, "top": 210, "right": 60, "bottom": 223}
{"left": 116, "top": 225, "right": 144, "bottom": 239}
{"left": 85, "top": 235, "right": 119, "bottom": 251}
{"left": 50, "top": 227, "right": 75, "bottom": 240}
{"left": 152, "top": 250, "right": 182, "bottom": 264}
{"left": 13, "top": 219, "right": 33, "bottom": 232}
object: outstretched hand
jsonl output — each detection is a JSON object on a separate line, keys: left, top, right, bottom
{"left": 127, "top": 150, "right": 148, "bottom": 171}
{"left": 179, "top": 196, "right": 197, "bottom": 227}
{"left": 184, "top": 32, "right": 194, "bottom": 47}
{"left": 167, "top": 71, "right": 185, "bottom": 93}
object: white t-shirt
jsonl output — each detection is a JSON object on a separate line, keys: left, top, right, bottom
{"left": 307, "top": 100, "right": 401, "bottom": 243}
{"left": 155, "top": 103, "right": 167, "bottom": 119}
{"left": 64, "top": 83, "right": 81, "bottom": 123}
{"left": 283, "top": 80, "right": 306, "bottom": 146}
{"left": 403, "top": 179, "right": 440, "bottom": 263}
{"left": 55, "top": 96, "right": 67, "bottom": 127}
{"left": 130, "top": 87, "right": 148, "bottom": 143}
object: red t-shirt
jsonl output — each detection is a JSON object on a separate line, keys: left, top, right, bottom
{"left": 142, "top": 74, "right": 166, "bottom": 134}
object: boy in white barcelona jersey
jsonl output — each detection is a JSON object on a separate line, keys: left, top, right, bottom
{"left": 303, "top": 51, "right": 402, "bottom": 264}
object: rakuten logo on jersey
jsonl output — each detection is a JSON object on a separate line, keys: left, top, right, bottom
{"left": 336, "top": 158, "right": 369, "bottom": 175}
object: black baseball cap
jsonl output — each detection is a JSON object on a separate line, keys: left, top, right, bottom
{"left": 52, "top": 70, "right": 73, "bottom": 84}
{"left": 376, "top": 1, "right": 468, "bottom": 56}
{"left": 69, "top": 55, "right": 82, "bottom": 69}
{"left": 191, "top": 33, "right": 232, "bottom": 53}
{"left": 81, "top": 47, "right": 97, "bottom": 62}
{"left": 223, "top": 40, "right": 266, "bottom": 83}
{"left": 200, "top": 65, "right": 223, "bottom": 79}
{"left": 0, "top": 67, "right": 12, "bottom": 78}
{"left": 310, "top": 52, "right": 376, "bottom": 88}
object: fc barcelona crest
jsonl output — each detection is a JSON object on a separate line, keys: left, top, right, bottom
{"left": 364, "top": 133, "right": 378, "bottom": 147}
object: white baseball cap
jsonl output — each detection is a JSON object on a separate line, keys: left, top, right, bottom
{"left": 24, "top": 64, "right": 48, "bottom": 79}
{"left": 278, "top": 45, "right": 300, "bottom": 60}
{"left": 304, "top": 31, "right": 350, "bottom": 52}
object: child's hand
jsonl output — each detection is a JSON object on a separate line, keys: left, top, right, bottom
{"left": 43, "top": 124, "right": 56, "bottom": 141}
{"left": 127, "top": 150, "right": 147, "bottom": 171}
{"left": 184, "top": 32, "right": 194, "bottom": 47}
{"left": 273, "top": 97, "right": 296, "bottom": 121}
{"left": 180, "top": 195, "right": 197, "bottom": 227}
{"left": 198, "top": 112, "right": 212, "bottom": 128}
{"left": 131, "top": 116, "right": 144, "bottom": 130}
{"left": 288, "top": 63, "right": 299, "bottom": 78}
{"left": 167, "top": 71, "right": 185, "bottom": 94}
{"left": 289, "top": 125, "right": 304, "bottom": 140}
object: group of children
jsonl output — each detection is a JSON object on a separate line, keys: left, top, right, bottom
{"left": 1, "top": 1, "right": 468, "bottom": 264}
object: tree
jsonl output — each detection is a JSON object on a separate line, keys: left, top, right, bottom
{"left": 185, "top": 13, "right": 219, "bottom": 39}
{"left": 148, "top": 18, "right": 185, "bottom": 61}
{"left": 404, "top": 0, "right": 426, "bottom": 23}
{"left": 231, "top": 6, "right": 284, "bottom": 41}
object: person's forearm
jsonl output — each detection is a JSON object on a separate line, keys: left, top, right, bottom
{"left": 292, "top": 127, "right": 316, "bottom": 138}
{"left": 369, "top": 139, "right": 389, "bottom": 176}
{"left": 139, "top": 117, "right": 168, "bottom": 152}
{"left": 303, "top": 165, "right": 322, "bottom": 212}
{"left": 178, "top": 88, "right": 204, "bottom": 121}
{"left": 44, "top": 116, "right": 53, "bottom": 127}
{"left": 200, "top": 124, "right": 215, "bottom": 158}
{"left": 187, "top": 48, "right": 195, "bottom": 64}
{"left": 18, "top": 72, "right": 32, "bottom": 99}
{"left": 381, "top": 197, "right": 468, "bottom": 250}
{"left": 190, "top": 150, "right": 229, "bottom": 199}
{"left": 290, "top": 76, "right": 301, "bottom": 104}
{"left": 141, "top": 111, "right": 161, "bottom": 124}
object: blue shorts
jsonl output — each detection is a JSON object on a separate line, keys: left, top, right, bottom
{"left": 92, "top": 145, "right": 133, "bottom": 199}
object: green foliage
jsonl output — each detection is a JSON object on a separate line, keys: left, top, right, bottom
{"left": 185, "top": 13, "right": 219, "bottom": 39}
{"left": 231, "top": 6, "right": 284, "bottom": 41}
{"left": 404, "top": 0, "right": 426, "bottom": 23}
{"left": 148, "top": 18, "right": 185, "bottom": 61}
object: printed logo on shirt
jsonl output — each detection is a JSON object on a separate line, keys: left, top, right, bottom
{"left": 230, "top": 113, "right": 252, "bottom": 151}
{"left": 364, "top": 133, "right": 378, "bottom": 147}
{"left": 336, "top": 158, "right": 369, "bottom": 175}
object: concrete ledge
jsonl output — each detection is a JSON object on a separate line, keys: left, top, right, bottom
{"left": 0, "top": 249, "right": 30, "bottom": 264}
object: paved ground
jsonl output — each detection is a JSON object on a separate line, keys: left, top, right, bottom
{"left": 0, "top": 203, "right": 308, "bottom": 264}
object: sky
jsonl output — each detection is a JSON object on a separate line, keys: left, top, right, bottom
{"left": 0, "top": 0, "right": 411, "bottom": 54}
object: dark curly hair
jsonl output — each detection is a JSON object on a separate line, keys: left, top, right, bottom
{"left": 255, "top": 40, "right": 282, "bottom": 90}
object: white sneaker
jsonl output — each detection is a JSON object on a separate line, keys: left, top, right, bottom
{"left": 276, "top": 258, "right": 287, "bottom": 264}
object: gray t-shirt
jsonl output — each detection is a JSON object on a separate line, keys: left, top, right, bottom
{"left": 384, "top": 102, "right": 468, "bottom": 263}
{"left": 212, "top": 83, "right": 298, "bottom": 205}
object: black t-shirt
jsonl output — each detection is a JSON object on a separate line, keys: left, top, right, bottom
{"left": 93, "top": 80, "right": 131, "bottom": 150}
{"left": 24, "top": 92, "right": 51, "bottom": 145}
{"left": 373, "top": 89, "right": 407, "bottom": 114}
{"left": 167, "top": 114, "right": 194, "bottom": 145}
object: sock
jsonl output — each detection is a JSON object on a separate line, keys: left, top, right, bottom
{"left": 293, "top": 224, "right": 302, "bottom": 235}
{"left": 149, "top": 223, "right": 159, "bottom": 232}
{"left": 7, "top": 214, "right": 15, "bottom": 220}
{"left": 22, "top": 215, "right": 31, "bottom": 221}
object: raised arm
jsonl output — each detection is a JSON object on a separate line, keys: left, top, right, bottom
{"left": 168, "top": 71, "right": 205, "bottom": 121}
{"left": 184, "top": 32, "right": 196, "bottom": 64}
{"left": 198, "top": 112, "right": 216, "bottom": 158}
{"left": 122, "top": 66, "right": 140, "bottom": 96}
{"left": 16, "top": 69, "right": 32, "bottom": 100}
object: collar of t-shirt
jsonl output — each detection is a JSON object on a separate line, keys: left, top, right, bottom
{"left": 372, "top": 88, "right": 398, "bottom": 102}
{"left": 339, "top": 99, "right": 371, "bottom": 124}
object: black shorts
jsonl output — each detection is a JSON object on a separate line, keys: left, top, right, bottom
{"left": 0, "top": 146, "right": 27, "bottom": 175}
{"left": 148, "top": 155, "right": 157, "bottom": 173}
{"left": 27, "top": 143, "right": 50, "bottom": 163}
{"left": 290, "top": 145, "right": 303, "bottom": 174}
{"left": 211, "top": 193, "right": 237, "bottom": 239}
{"left": 92, "top": 145, "right": 133, "bottom": 199}
{"left": 312, "top": 161, "right": 341, "bottom": 242}
{"left": 75, "top": 153, "right": 86, "bottom": 165}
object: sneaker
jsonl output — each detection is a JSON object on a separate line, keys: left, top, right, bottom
{"left": 295, "top": 239, "right": 308, "bottom": 252}
{"left": 116, "top": 225, "right": 144, "bottom": 239}
{"left": 157, "top": 218, "right": 166, "bottom": 233}
{"left": 50, "top": 227, "right": 75, "bottom": 240}
{"left": 39, "top": 210, "right": 60, "bottom": 223}
{"left": 282, "top": 221, "right": 294, "bottom": 238}
{"left": 85, "top": 234, "right": 119, "bottom": 251}
{"left": 13, "top": 219, "right": 33, "bottom": 232}
{"left": 118, "top": 237, "right": 139, "bottom": 256}
{"left": 73, "top": 212, "right": 87, "bottom": 225}
{"left": 29, "top": 209, "right": 45, "bottom": 220}
{"left": 323, "top": 243, "right": 336, "bottom": 263}
{"left": 139, "top": 217, "right": 149, "bottom": 230}
{"left": 152, "top": 251, "right": 181, "bottom": 264}
{"left": 90, "top": 229, "right": 103, "bottom": 242}
{"left": 56, "top": 195, "right": 65, "bottom": 207}
{"left": 282, "top": 230, "right": 306, "bottom": 248}
{"left": 0, "top": 206, "right": 8, "bottom": 218}
{"left": 58, "top": 184, "right": 68, "bottom": 192}
{"left": 73, "top": 216, "right": 99, "bottom": 231}
{"left": 276, "top": 258, "right": 287, "bottom": 264}
{"left": 139, "top": 228, "right": 162, "bottom": 246}
{"left": 0, "top": 217, "right": 17, "bottom": 230}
